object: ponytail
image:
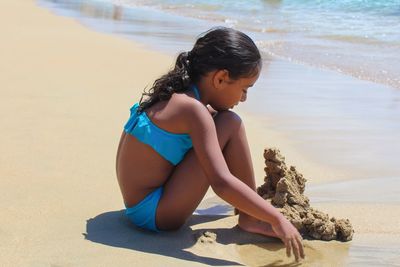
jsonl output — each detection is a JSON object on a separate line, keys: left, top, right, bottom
{"left": 137, "top": 51, "right": 192, "bottom": 113}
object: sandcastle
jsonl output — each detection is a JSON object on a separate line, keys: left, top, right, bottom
{"left": 257, "top": 148, "right": 354, "bottom": 241}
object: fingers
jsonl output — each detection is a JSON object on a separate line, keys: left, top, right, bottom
{"left": 286, "top": 239, "right": 291, "bottom": 258}
{"left": 291, "top": 238, "right": 300, "bottom": 262}
{"left": 297, "top": 235, "right": 305, "bottom": 260}
{"left": 285, "top": 236, "right": 305, "bottom": 262}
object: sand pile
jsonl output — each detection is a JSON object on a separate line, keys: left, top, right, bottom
{"left": 257, "top": 148, "right": 354, "bottom": 241}
{"left": 195, "top": 230, "right": 217, "bottom": 244}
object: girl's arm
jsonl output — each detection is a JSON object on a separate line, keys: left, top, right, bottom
{"left": 187, "top": 102, "right": 282, "bottom": 223}
{"left": 184, "top": 101, "right": 304, "bottom": 261}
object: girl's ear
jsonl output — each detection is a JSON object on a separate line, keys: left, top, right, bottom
{"left": 213, "top": 69, "right": 230, "bottom": 89}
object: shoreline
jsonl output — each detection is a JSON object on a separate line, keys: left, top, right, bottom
{"left": 37, "top": 0, "right": 400, "bottom": 91}
{"left": 1, "top": 0, "right": 399, "bottom": 266}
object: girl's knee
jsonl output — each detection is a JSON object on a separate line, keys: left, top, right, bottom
{"left": 213, "top": 110, "right": 247, "bottom": 150}
{"left": 214, "top": 110, "right": 243, "bottom": 130}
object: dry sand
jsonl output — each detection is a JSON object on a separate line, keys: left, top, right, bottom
{"left": 1, "top": 0, "right": 400, "bottom": 266}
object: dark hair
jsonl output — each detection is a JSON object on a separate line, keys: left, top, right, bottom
{"left": 137, "top": 27, "right": 262, "bottom": 113}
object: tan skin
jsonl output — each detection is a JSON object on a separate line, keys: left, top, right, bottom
{"left": 116, "top": 69, "right": 305, "bottom": 262}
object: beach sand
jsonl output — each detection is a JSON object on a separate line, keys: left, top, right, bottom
{"left": 1, "top": 0, "right": 399, "bottom": 266}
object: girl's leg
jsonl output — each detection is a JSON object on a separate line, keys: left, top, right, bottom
{"left": 156, "top": 111, "right": 275, "bottom": 236}
{"left": 156, "top": 110, "right": 241, "bottom": 230}
{"left": 219, "top": 114, "right": 278, "bottom": 237}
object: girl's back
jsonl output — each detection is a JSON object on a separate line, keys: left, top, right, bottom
{"left": 116, "top": 89, "right": 200, "bottom": 207}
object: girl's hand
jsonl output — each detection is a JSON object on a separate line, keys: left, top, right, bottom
{"left": 271, "top": 216, "right": 305, "bottom": 262}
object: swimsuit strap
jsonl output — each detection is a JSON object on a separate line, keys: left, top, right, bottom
{"left": 191, "top": 84, "right": 201, "bottom": 101}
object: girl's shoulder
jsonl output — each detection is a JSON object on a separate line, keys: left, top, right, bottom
{"left": 144, "top": 92, "right": 211, "bottom": 135}
{"left": 167, "top": 92, "right": 213, "bottom": 130}
{"left": 169, "top": 91, "right": 207, "bottom": 114}
{"left": 171, "top": 91, "right": 218, "bottom": 117}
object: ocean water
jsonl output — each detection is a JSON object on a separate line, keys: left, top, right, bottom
{"left": 37, "top": 0, "right": 400, "bottom": 181}
{"left": 112, "top": 0, "right": 400, "bottom": 90}
{"left": 39, "top": 0, "right": 400, "bottom": 89}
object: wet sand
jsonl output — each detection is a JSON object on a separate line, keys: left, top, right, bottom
{"left": 241, "top": 59, "right": 400, "bottom": 184}
{"left": 1, "top": 0, "right": 400, "bottom": 266}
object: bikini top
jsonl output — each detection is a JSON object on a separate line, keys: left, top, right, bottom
{"left": 123, "top": 85, "right": 201, "bottom": 165}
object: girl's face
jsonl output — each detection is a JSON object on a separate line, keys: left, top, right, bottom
{"left": 211, "top": 70, "right": 260, "bottom": 111}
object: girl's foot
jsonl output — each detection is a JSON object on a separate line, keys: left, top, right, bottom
{"left": 237, "top": 212, "right": 279, "bottom": 238}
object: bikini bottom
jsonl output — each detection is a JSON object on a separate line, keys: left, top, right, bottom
{"left": 125, "top": 187, "right": 163, "bottom": 232}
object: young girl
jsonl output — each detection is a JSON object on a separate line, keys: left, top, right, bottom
{"left": 116, "top": 27, "right": 305, "bottom": 262}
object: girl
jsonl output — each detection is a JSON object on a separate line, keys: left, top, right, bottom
{"left": 116, "top": 27, "right": 305, "bottom": 262}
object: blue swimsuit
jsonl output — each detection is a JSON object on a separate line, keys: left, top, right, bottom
{"left": 123, "top": 85, "right": 201, "bottom": 232}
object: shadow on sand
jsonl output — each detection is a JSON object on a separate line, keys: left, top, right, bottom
{"left": 83, "top": 210, "right": 282, "bottom": 266}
